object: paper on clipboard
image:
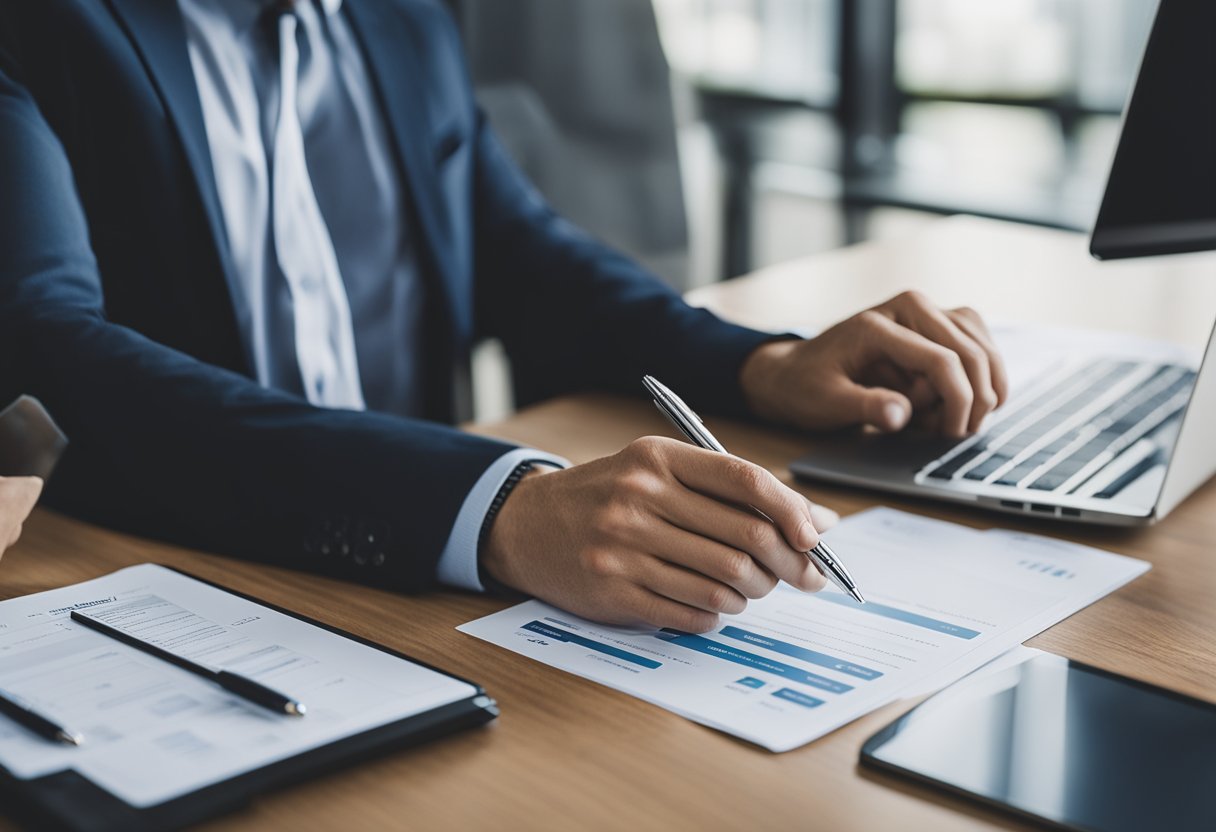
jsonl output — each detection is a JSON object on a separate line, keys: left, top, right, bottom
{"left": 0, "top": 564, "right": 477, "bottom": 807}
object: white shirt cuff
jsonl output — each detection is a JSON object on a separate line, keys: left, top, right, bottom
{"left": 436, "top": 447, "right": 571, "bottom": 591}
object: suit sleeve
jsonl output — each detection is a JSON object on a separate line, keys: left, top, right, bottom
{"left": 457, "top": 43, "right": 778, "bottom": 416}
{"left": 0, "top": 65, "right": 517, "bottom": 592}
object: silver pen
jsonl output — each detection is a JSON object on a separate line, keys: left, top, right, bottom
{"left": 642, "top": 375, "right": 866, "bottom": 604}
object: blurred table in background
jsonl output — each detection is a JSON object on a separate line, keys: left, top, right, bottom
{"left": 687, "top": 214, "right": 1216, "bottom": 348}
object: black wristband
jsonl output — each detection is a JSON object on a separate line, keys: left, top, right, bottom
{"left": 476, "top": 461, "right": 537, "bottom": 597}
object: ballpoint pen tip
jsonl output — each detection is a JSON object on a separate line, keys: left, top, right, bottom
{"left": 58, "top": 730, "right": 83, "bottom": 746}
{"left": 286, "top": 702, "right": 307, "bottom": 717}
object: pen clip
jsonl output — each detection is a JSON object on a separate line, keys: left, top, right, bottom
{"left": 652, "top": 400, "right": 701, "bottom": 445}
{"left": 644, "top": 376, "right": 726, "bottom": 453}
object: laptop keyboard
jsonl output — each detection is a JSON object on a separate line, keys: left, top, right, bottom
{"left": 920, "top": 359, "right": 1196, "bottom": 497}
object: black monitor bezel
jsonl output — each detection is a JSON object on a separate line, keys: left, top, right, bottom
{"left": 1090, "top": 0, "right": 1216, "bottom": 260}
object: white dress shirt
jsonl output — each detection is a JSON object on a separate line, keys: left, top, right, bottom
{"left": 177, "top": 0, "right": 569, "bottom": 590}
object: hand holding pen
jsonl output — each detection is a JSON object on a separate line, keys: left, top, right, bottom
{"left": 644, "top": 375, "right": 865, "bottom": 604}
{"left": 480, "top": 391, "right": 845, "bottom": 634}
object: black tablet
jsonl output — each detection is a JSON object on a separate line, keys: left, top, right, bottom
{"left": 861, "top": 652, "right": 1216, "bottom": 832}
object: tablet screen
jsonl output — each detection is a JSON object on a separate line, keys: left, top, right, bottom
{"left": 861, "top": 652, "right": 1216, "bottom": 831}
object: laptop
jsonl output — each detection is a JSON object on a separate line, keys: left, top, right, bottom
{"left": 791, "top": 0, "right": 1216, "bottom": 527}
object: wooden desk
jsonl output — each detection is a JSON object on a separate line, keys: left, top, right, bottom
{"left": 4, "top": 217, "right": 1215, "bottom": 831}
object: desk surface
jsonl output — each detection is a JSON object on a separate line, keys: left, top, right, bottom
{"left": 4, "top": 217, "right": 1215, "bottom": 831}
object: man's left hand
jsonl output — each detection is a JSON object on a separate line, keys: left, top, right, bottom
{"left": 739, "top": 290, "right": 1009, "bottom": 438}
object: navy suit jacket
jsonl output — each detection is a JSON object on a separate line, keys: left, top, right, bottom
{"left": 0, "top": 0, "right": 774, "bottom": 591}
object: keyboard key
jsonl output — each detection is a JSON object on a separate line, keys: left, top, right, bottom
{"left": 1049, "top": 457, "right": 1089, "bottom": 478}
{"left": 927, "top": 447, "right": 982, "bottom": 480}
{"left": 1071, "top": 437, "right": 1113, "bottom": 464}
{"left": 1022, "top": 437, "right": 1112, "bottom": 489}
{"left": 996, "top": 435, "right": 1037, "bottom": 455}
{"left": 1041, "top": 434, "right": 1077, "bottom": 455}
{"left": 962, "top": 454, "right": 1012, "bottom": 481}
{"left": 1027, "top": 471, "right": 1069, "bottom": 491}
{"left": 994, "top": 451, "right": 1056, "bottom": 486}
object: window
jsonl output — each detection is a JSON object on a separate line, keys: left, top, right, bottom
{"left": 653, "top": 0, "right": 1158, "bottom": 276}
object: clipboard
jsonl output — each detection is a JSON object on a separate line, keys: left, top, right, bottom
{"left": 0, "top": 568, "right": 499, "bottom": 832}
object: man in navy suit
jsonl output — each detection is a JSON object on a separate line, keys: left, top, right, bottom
{"left": 0, "top": 0, "right": 1006, "bottom": 631}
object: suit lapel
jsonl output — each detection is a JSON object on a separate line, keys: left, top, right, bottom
{"left": 107, "top": 0, "right": 463, "bottom": 382}
{"left": 342, "top": 0, "right": 466, "bottom": 346}
{"left": 107, "top": 0, "right": 251, "bottom": 357}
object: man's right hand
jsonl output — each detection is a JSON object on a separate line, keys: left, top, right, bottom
{"left": 0, "top": 476, "right": 43, "bottom": 560}
{"left": 482, "top": 437, "right": 837, "bottom": 633}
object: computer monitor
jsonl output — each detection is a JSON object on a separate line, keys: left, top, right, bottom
{"left": 1090, "top": 0, "right": 1216, "bottom": 260}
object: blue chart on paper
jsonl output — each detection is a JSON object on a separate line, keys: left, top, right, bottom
{"left": 521, "top": 621, "right": 661, "bottom": 669}
{"left": 812, "top": 593, "right": 982, "bottom": 639}
{"left": 718, "top": 626, "right": 883, "bottom": 680}
{"left": 655, "top": 631, "right": 853, "bottom": 694}
{"left": 772, "top": 688, "right": 824, "bottom": 708}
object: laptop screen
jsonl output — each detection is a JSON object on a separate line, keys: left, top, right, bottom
{"left": 1090, "top": 0, "right": 1216, "bottom": 260}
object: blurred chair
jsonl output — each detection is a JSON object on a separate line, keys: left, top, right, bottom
{"left": 451, "top": 0, "right": 692, "bottom": 289}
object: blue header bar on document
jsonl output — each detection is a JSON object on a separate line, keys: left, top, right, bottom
{"left": 812, "top": 593, "right": 982, "bottom": 639}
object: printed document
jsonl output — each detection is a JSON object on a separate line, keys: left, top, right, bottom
{"left": 0, "top": 565, "right": 476, "bottom": 806}
{"left": 459, "top": 508, "right": 1147, "bottom": 751}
